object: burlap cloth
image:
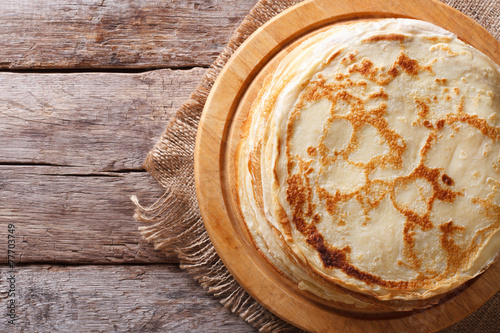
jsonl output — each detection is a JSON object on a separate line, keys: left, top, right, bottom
{"left": 132, "top": 0, "right": 500, "bottom": 331}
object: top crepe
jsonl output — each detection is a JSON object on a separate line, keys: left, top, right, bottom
{"left": 237, "top": 19, "right": 500, "bottom": 307}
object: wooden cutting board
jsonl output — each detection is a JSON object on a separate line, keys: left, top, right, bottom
{"left": 195, "top": 0, "right": 500, "bottom": 331}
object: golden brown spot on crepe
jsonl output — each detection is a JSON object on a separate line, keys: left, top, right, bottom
{"left": 415, "top": 99, "right": 430, "bottom": 118}
{"left": 440, "top": 221, "right": 467, "bottom": 271}
{"left": 308, "top": 77, "right": 405, "bottom": 172}
{"left": 335, "top": 73, "right": 347, "bottom": 80}
{"left": 363, "top": 33, "right": 407, "bottom": 43}
{"left": 347, "top": 52, "right": 433, "bottom": 86}
{"left": 422, "top": 120, "right": 432, "bottom": 129}
{"left": 368, "top": 89, "right": 389, "bottom": 100}
{"left": 457, "top": 96, "right": 465, "bottom": 113}
{"left": 441, "top": 174, "right": 454, "bottom": 186}
{"left": 446, "top": 113, "right": 500, "bottom": 141}
{"left": 350, "top": 58, "right": 379, "bottom": 81}
{"left": 317, "top": 187, "right": 355, "bottom": 216}
{"left": 472, "top": 196, "right": 500, "bottom": 223}
{"left": 435, "top": 78, "right": 447, "bottom": 84}
{"left": 454, "top": 87, "right": 460, "bottom": 94}
{"left": 436, "top": 119, "right": 445, "bottom": 130}
{"left": 424, "top": 36, "right": 452, "bottom": 43}
{"left": 295, "top": 158, "right": 316, "bottom": 218}
{"left": 307, "top": 146, "right": 317, "bottom": 156}
{"left": 402, "top": 224, "right": 421, "bottom": 269}
{"left": 438, "top": 44, "right": 458, "bottom": 56}
{"left": 286, "top": 174, "right": 307, "bottom": 219}
{"left": 341, "top": 50, "right": 358, "bottom": 65}
{"left": 393, "top": 52, "right": 419, "bottom": 76}
{"left": 388, "top": 67, "right": 399, "bottom": 77}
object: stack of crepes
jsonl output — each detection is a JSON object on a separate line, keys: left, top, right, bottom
{"left": 236, "top": 19, "right": 500, "bottom": 311}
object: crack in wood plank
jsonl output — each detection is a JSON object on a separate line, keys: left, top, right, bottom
{"left": 0, "top": 68, "right": 205, "bottom": 172}
{"left": 0, "top": 161, "right": 75, "bottom": 167}
{"left": 0, "top": 68, "right": 210, "bottom": 264}
{"left": 1, "top": 65, "right": 208, "bottom": 74}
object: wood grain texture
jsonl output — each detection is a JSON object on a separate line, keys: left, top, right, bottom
{"left": 0, "top": 68, "right": 205, "bottom": 172}
{"left": 0, "top": 68, "right": 206, "bottom": 263}
{"left": 0, "top": 68, "right": 205, "bottom": 171}
{"left": 195, "top": 0, "right": 500, "bottom": 331}
{"left": 0, "top": 166, "right": 169, "bottom": 264}
{"left": 0, "top": 264, "right": 255, "bottom": 332}
{"left": 0, "top": 0, "right": 257, "bottom": 69}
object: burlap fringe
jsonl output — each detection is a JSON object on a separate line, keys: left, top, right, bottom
{"left": 133, "top": 0, "right": 499, "bottom": 332}
{"left": 133, "top": 1, "right": 302, "bottom": 332}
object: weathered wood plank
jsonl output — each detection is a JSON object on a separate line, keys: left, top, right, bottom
{"left": 0, "top": 166, "right": 175, "bottom": 264}
{"left": 0, "top": 264, "right": 255, "bottom": 332}
{"left": 0, "top": 68, "right": 205, "bottom": 171}
{"left": 0, "top": 0, "right": 258, "bottom": 69}
{"left": 0, "top": 263, "right": 495, "bottom": 332}
{"left": 0, "top": 69, "right": 208, "bottom": 264}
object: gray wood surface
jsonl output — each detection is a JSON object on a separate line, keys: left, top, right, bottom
{"left": 0, "top": 265, "right": 255, "bottom": 332}
{"left": 0, "top": 69, "right": 205, "bottom": 170}
{"left": 1, "top": 166, "right": 170, "bottom": 264}
{"left": 0, "top": 69, "right": 207, "bottom": 264}
{"left": 0, "top": 0, "right": 257, "bottom": 69}
{"left": 0, "top": 0, "right": 259, "bottom": 331}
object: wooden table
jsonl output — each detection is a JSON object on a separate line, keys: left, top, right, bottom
{"left": 0, "top": 0, "right": 259, "bottom": 331}
{"left": 0, "top": 1, "right": 496, "bottom": 332}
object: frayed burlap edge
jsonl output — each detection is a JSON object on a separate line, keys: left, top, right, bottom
{"left": 133, "top": 1, "right": 303, "bottom": 332}
{"left": 132, "top": 0, "right": 499, "bottom": 332}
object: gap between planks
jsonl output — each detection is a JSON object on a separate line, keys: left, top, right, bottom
{"left": 0, "top": 65, "right": 207, "bottom": 74}
{"left": 0, "top": 68, "right": 208, "bottom": 265}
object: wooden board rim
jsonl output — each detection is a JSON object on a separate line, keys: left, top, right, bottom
{"left": 195, "top": 0, "right": 500, "bottom": 331}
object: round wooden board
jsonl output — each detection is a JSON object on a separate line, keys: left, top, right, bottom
{"left": 194, "top": 0, "right": 500, "bottom": 331}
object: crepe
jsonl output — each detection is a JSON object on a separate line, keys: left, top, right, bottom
{"left": 236, "top": 19, "right": 500, "bottom": 309}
